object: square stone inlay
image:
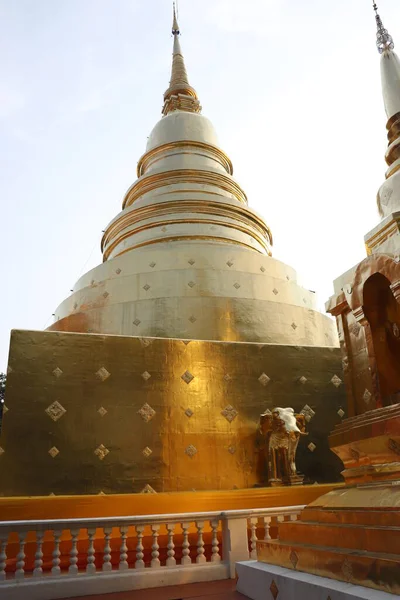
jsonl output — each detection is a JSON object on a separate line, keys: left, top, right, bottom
{"left": 45, "top": 401, "right": 67, "bottom": 422}
{"left": 308, "top": 442, "right": 317, "bottom": 452}
{"left": 185, "top": 408, "right": 194, "bottom": 418}
{"left": 133, "top": 318, "right": 141, "bottom": 327}
{"left": 221, "top": 405, "right": 238, "bottom": 423}
{"left": 143, "top": 284, "right": 151, "bottom": 292}
{"left": 260, "top": 266, "right": 266, "bottom": 273}
{"left": 291, "top": 322, "right": 298, "bottom": 330}
{"left": 94, "top": 444, "right": 109, "bottom": 461}
{"left": 188, "top": 315, "right": 197, "bottom": 323}
{"left": 138, "top": 403, "right": 156, "bottom": 423}
{"left": 115, "top": 268, "right": 122, "bottom": 275}
{"left": 96, "top": 367, "right": 111, "bottom": 382}
{"left": 331, "top": 374, "right": 342, "bottom": 388}
{"left": 272, "top": 288, "right": 279, "bottom": 295}
{"left": 363, "top": 389, "right": 372, "bottom": 404}
{"left": 185, "top": 445, "right": 198, "bottom": 458}
{"left": 52, "top": 367, "right": 63, "bottom": 378}
{"left": 142, "top": 447, "right": 153, "bottom": 458}
{"left": 48, "top": 446, "right": 59, "bottom": 458}
{"left": 258, "top": 373, "right": 271, "bottom": 386}
{"left": 338, "top": 408, "right": 345, "bottom": 418}
{"left": 233, "top": 283, "right": 241, "bottom": 289}
{"left": 141, "top": 371, "right": 151, "bottom": 381}
{"left": 98, "top": 406, "right": 108, "bottom": 417}
{"left": 188, "top": 281, "right": 196, "bottom": 288}
{"left": 181, "top": 370, "right": 195, "bottom": 385}
{"left": 301, "top": 404, "right": 315, "bottom": 422}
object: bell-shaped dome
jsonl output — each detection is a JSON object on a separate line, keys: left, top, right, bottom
{"left": 146, "top": 110, "right": 219, "bottom": 152}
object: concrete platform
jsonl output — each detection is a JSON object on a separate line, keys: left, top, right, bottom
{"left": 236, "top": 561, "right": 394, "bottom": 600}
{"left": 65, "top": 579, "right": 248, "bottom": 599}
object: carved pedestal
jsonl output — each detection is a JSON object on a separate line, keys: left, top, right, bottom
{"left": 257, "top": 405, "right": 400, "bottom": 595}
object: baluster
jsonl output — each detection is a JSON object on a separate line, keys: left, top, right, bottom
{"left": 151, "top": 524, "right": 160, "bottom": 568}
{"left": 119, "top": 526, "right": 129, "bottom": 571}
{"left": 249, "top": 517, "right": 258, "bottom": 559}
{"left": 69, "top": 529, "right": 79, "bottom": 575}
{"left": 276, "top": 515, "right": 285, "bottom": 540}
{"left": 263, "top": 516, "right": 272, "bottom": 541}
{"left": 15, "top": 531, "right": 26, "bottom": 580}
{"left": 135, "top": 525, "right": 145, "bottom": 569}
{"left": 102, "top": 527, "right": 112, "bottom": 572}
{"left": 0, "top": 534, "right": 8, "bottom": 581}
{"left": 210, "top": 519, "right": 221, "bottom": 563}
{"left": 289, "top": 513, "right": 298, "bottom": 522}
{"left": 195, "top": 521, "right": 206, "bottom": 564}
{"left": 33, "top": 531, "right": 44, "bottom": 577}
{"left": 86, "top": 528, "right": 96, "bottom": 574}
{"left": 51, "top": 530, "right": 62, "bottom": 575}
{"left": 166, "top": 523, "right": 176, "bottom": 567}
{"left": 181, "top": 522, "right": 191, "bottom": 566}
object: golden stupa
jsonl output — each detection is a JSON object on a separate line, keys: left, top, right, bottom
{"left": 1, "top": 8, "right": 345, "bottom": 499}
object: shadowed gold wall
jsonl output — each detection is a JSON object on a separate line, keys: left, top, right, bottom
{"left": 1, "top": 330, "right": 345, "bottom": 496}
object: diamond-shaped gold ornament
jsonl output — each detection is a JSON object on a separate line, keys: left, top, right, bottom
{"left": 45, "top": 401, "right": 67, "bottom": 422}
{"left": 338, "top": 408, "right": 345, "bottom": 418}
{"left": 94, "top": 444, "right": 109, "bottom": 461}
{"left": 98, "top": 407, "right": 108, "bottom": 417}
{"left": 48, "top": 447, "right": 59, "bottom": 458}
{"left": 290, "top": 550, "right": 298, "bottom": 568}
{"left": 185, "top": 408, "right": 194, "bottom": 418}
{"left": 2, "top": 405, "right": 8, "bottom": 414}
{"left": 270, "top": 580, "right": 279, "bottom": 600}
{"left": 185, "top": 445, "right": 197, "bottom": 457}
{"left": 142, "top": 447, "right": 152, "bottom": 458}
{"left": 258, "top": 373, "right": 271, "bottom": 386}
{"left": 221, "top": 405, "right": 238, "bottom": 423}
{"left": 96, "top": 367, "right": 110, "bottom": 382}
{"left": 0, "top": 447, "right": 5, "bottom": 457}
{"left": 181, "top": 371, "right": 194, "bottom": 384}
{"left": 141, "top": 371, "right": 151, "bottom": 381}
{"left": 138, "top": 403, "right": 156, "bottom": 423}
{"left": 331, "top": 374, "right": 342, "bottom": 388}
{"left": 301, "top": 404, "right": 315, "bottom": 422}
{"left": 141, "top": 484, "right": 157, "bottom": 494}
{"left": 299, "top": 376, "right": 307, "bottom": 384}
{"left": 308, "top": 442, "right": 317, "bottom": 452}
{"left": 52, "top": 367, "right": 63, "bottom": 378}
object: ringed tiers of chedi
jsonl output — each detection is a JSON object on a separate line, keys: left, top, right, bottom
{"left": 48, "top": 8, "right": 337, "bottom": 348}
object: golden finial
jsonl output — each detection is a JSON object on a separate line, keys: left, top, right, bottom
{"left": 373, "top": 1, "right": 394, "bottom": 54}
{"left": 162, "top": 3, "right": 201, "bottom": 116}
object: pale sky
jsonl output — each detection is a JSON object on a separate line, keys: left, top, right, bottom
{"left": 1, "top": 0, "right": 399, "bottom": 370}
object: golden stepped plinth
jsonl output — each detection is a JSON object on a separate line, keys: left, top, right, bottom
{"left": 258, "top": 405, "right": 400, "bottom": 595}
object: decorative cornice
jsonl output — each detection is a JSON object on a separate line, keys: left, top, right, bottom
{"left": 122, "top": 169, "right": 248, "bottom": 208}
{"left": 102, "top": 199, "right": 272, "bottom": 251}
{"left": 137, "top": 141, "right": 233, "bottom": 177}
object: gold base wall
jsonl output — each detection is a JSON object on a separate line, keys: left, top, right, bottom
{"left": 1, "top": 329, "right": 345, "bottom": 496}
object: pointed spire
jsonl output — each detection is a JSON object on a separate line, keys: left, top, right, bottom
{"left": 373, "top": 2, "right": 394, "bottom": 54}
{"left": 162, "top": 4, "right": 201, "bottom": 116}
